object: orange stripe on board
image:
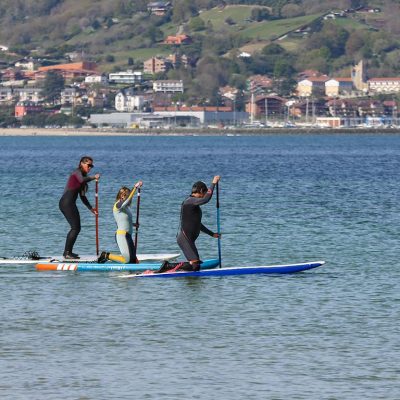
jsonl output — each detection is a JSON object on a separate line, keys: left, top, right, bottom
{"left": 36, "top": 263, "right": 78, "bottom": 271}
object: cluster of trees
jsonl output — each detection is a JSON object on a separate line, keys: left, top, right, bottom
{"left": 0, "top": 108, "right": 85, "bottom": 128}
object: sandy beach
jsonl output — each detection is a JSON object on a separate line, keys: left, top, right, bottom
{"left": 1, "top": 126, "right": 400, "bottom": 136}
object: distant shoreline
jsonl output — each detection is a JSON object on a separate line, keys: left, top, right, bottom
{"left": 1, "top": 127, "right": 400, "bottom": 136}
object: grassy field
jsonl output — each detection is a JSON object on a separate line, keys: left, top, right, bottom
{"left": 240, "top": 13, "right": 322, "bottom": 40}
{"left": 199, "top": 5, "right": 262, "bottom": 27}
{"left": 197, "top": 8, "right": 324, "bottom": 44}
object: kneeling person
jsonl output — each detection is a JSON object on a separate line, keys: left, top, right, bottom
{"left": 150, "top": 176, "right": 221, "bottom": 274}
{"left": 98, "top": 182, "right": 142, "bottom": 264}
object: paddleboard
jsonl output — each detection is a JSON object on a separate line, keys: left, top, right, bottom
{"left": 0, "top": 253, "right": 180, "bottom": 265}
{"left": 120, "top": 261, "right": 325, "bottom": 279}
{"left": 35, "top": 258, "right": 219, "bottom": 272}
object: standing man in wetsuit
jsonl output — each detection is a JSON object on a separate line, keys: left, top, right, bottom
{"left": 59, "top": 156, "right": 100, "bottom": 259}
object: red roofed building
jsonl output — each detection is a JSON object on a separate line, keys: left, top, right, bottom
{"left": 163, "top": 35, "right": 192, "bottom": 45}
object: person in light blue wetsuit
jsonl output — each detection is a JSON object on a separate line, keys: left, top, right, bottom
{"left": 98, "top": 181, "right": 143, "bottom": 263}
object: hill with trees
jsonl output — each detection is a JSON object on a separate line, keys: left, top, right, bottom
{"left": 1, "top": 0, "right": 400, "bottom": 104}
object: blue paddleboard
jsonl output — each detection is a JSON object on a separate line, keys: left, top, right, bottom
{"left": 121, "top": 261, "right": 325, "bottom": 278}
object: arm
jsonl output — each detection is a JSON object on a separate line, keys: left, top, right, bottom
{"left": 188, "top": 183, "right": 216, "bottom": 206}
{"left": 200, "top": 223, "right": 215, "bottom": 237}
{"left": 79, "top": 192, "right": 93, "bottom": 210}
{"left": 118, "top": 181, "right": 143, "bottom": 210}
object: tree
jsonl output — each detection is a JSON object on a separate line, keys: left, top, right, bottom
{"left": 250, "top": 8, "right": 271, "bottom": 22}
{"left": 42, "top": 71, "right": 65, "bottom": 104}
{"left": 189, "top": 16, "right": 205, "bottom": 31}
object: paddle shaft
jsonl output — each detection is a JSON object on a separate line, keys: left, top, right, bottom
{"left": 216, "top": 182, "right": 222, "bottom": 268}
{"left": 134, "top": 187, "right": 141, "bottom": 250}
{"left": 95, "top": 180, "right": 99, "bottom": 256}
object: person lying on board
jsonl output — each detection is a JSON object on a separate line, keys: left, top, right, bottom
{"left": 98, "top": 181, "right": 143, "bottom": 264}
{"left": 145, "top": 175, "right": 221, "bottom": 274}
{"left": 59, "top": 156, "right": 100, "bottom": 260}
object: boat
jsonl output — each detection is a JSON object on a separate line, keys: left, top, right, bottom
{"left": 120, "top": 260, "right": 325, "bottom": 279}
{"left": 35, "top": 258, "right": 219, "bottom": 272}
{"left": 0, "top": 253, "right": 180, "bottom": 265}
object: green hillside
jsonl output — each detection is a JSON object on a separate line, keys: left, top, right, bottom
{"left": 0, "top": 1, "right": 400, "bottom": 103}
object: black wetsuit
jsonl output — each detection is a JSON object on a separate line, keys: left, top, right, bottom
{"left": 59, "top": 168, "right": 94, "bottom": 255}
{"left": 176, "top": 183, "right": 216, "bottom": 268}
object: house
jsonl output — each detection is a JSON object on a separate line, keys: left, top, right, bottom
{"left": 245, "top": 95, "right": 286, "bottom": 119}
{"left": 143, "top": 57, "right": 172, "bottom": 74}
{"left": 15, "top": 59, "right": 37, "bottom": 71}
{"left": 153, "top": 80, "right": 184, "bottom": 93}
{"left": 219, "top": 86, "right": 238, "bottom": 101}
{"left": 87, "top": 91, "right": 106, "bottom": 108}
{"left": 248, "top": 75, "right": 273, "bottom": 94}
{"left": 115, "top": 89, "right": 147, "bottom": 112}
{"left": 166, "top": 53, "right": 192, "bottom": 68}
{"left": 325, "top": 78, "right": 354, "bottom": 97}
{"left": 368, "top": 78, "right": 400, "bottom": 94}
{"left": 163, "top": 35, "right": 192, "bottom": 45}
{"left": 297, "top": 76, "right": 330, "bottom": 97}
{"left": 147, "top": 1, "right": 171, "bottom": 16}
{"left": 13, "top": 88, "right": 43, "bottom": 102}
{"left": 0, "top": 88, "right": 14, "bottom": 103}
{"left": 85, "top": 75, "right": 108, "bottom": 85}
{"left": 15, "top": 101, "right": 43, "bottom": 118}
{"left": 108, "top": 70, "right": 143, "bottom": 84}
{"left": 61, "top": 88, "right": 80, "bottom": 105}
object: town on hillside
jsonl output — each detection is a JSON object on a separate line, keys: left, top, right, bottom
{"left": 1, "top": 48, "right": 400, "bottom": 130}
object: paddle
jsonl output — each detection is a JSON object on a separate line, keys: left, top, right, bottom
{"left": 216, "top": 181, "right": 222, "bottom": 268}
{"left": 134, "top": 187, "right": 141, "bottom": 251}
{"left": 95, "top": 179, "right": 99, "bottom": 256}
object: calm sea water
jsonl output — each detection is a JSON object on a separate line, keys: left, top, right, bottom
{"left": 0, "top": 134, "right": 399, "bottom": 400}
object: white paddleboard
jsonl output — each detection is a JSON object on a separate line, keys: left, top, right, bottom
{"left": 0, "top": 253, "right": 180, "bottom": 265}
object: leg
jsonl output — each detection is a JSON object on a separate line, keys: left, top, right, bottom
{"left": 108, "top": 233, "right": 137, "bottom": 264}
{"left": 151, "top": 232, "right": 200, "bottom": 273}
{"left": 60, "top": 203, "right": 81, "bottom": 256}
{"left": 177, "top": 231, "right": 200, "bottom": 263}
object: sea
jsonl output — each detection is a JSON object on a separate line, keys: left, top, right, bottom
{"left": 0, "top": 134, "right": 399, "bottom": 400}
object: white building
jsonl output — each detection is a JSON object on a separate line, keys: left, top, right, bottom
{"left": 115, "top": 91, "right": 146, "bottom": 112}
{"left": 90, "top": 110, "right": 249, "bottom": 128}
{"left": 61, "top": 88, "right": 79, "bottom": 105}
{"left": 368, "top": 78, "right": 400, "bottom": 94}
{"left": 14, "top": 88, "right": 43, "bottom": 102}
{"left": 85, "top": 75, "right": 108, "bottom": 85}
{"left": 109, "top": 70, "right": 143, "bottom": 85}
{"left": 0, "top": 88, "right": 13, "bottom": 103}
{"left": 15, "top": 60, "right": 36, "bottom": 71}
{"left": 153, "top": 80, "right": 184, "bottom": 93}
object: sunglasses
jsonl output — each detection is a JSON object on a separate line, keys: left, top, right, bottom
{"left": 86, "top": 163, "right": 94, "bottom": 168}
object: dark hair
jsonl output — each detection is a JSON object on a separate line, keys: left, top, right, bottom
{"left": 79, "top": 156, "right": 93, "bottom": 167}
{"left": 79, "top": 156, "right": 93, "bottom": 176}
{"left": 192, "top": 181, "right": 207, "bottom": 194}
